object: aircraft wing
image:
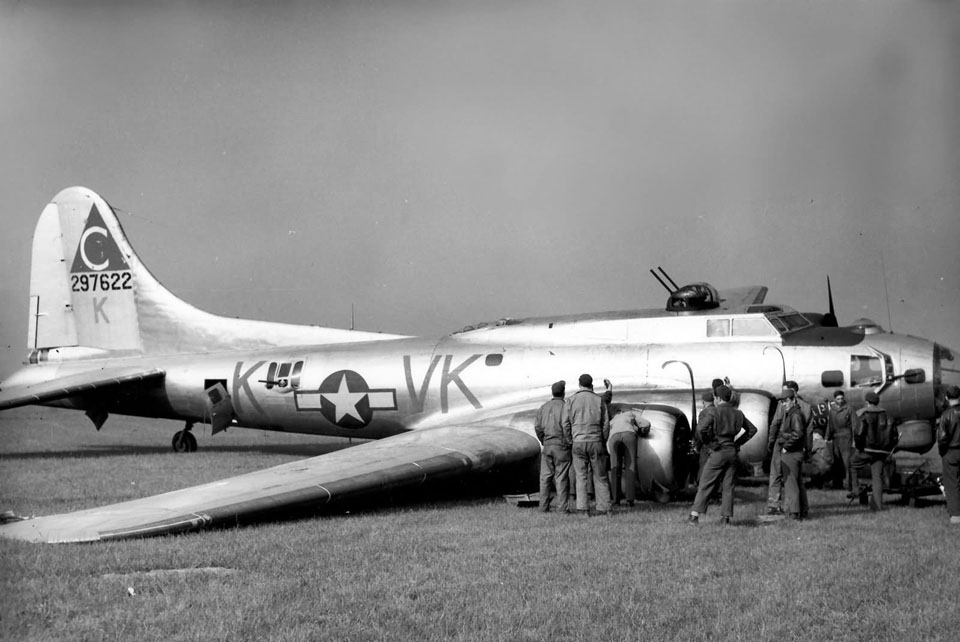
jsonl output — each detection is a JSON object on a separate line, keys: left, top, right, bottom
{"left": 0, "top": 423, "right": 541, "bottom": 543}
{"left": 717, "top": 286, "right": 768, "bottom": 311}
{"left": 0, "top": 368, "right": 166, "bottom": 411}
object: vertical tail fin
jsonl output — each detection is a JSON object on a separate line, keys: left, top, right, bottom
{"left": 30, "top": 187, "right": 143, "bottom": 353}
{"left": 27, "top": 187, "right": 407, "bottom": 358}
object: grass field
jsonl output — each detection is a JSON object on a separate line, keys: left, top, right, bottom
{"left": 1, "top": 407, "right": 958, "bottom": 642}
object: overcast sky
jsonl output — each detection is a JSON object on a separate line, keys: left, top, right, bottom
{"left": 1, "top": 1, "right": 958, "bottom": 379}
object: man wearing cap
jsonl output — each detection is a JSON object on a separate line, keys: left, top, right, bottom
{"left": 689, "top": 384, "right": 757, "bottom": 524}
{"left": 535, "top": 380, "right": 573, "bottom": 513}
{"left": 852, "top": 391, "right": 897, "bottom": 511}
{"left": 715, "top": 376, "right": 740, "bottom": 408}
{"left": 776, "top": 389, "right": 810, "bottom": 519}
{"left": 766, "top": 381, "right": 812, "bottom": 515}
{"left": 562, "top": 374, "right": 613, "bottom": 515}
{"left": 936, "top": 385, "right": 960, "bottom": 525}
{"left": 827, "top": 390, "right": 855, "bottom": 491}
{"left": 607, "top": 402, "right": 651, "bottom": 507}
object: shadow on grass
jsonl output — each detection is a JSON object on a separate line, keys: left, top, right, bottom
{"left": 0, "top": 442, "right": 353, "bottom": 460}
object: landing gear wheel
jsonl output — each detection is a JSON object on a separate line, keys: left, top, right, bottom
{"left": 172, "top": 430, "right": 197, "bottom": 453}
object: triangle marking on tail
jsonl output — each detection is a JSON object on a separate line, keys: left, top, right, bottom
{"left": 69, "top": 204, "right": 130, "bottom": 274}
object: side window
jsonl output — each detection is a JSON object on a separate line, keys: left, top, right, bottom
{"left": 821, "top": 370, "right": 844, "bottom": 388}
{"left": 707, "top": 319, "right": 730, "bottom": 337}
{"left": 850, "top": 356, "right": 882, "bottom": 387}
{"left": 732, "top": 318, "right": 777, "bottom": 337}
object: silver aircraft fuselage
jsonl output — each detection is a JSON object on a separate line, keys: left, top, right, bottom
{"left": 13, "top": 304, "right": 954, "bottom": 491}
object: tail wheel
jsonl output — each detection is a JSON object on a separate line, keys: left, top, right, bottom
{"left": 172, "top": 430, "right": 197, "bottom": 453}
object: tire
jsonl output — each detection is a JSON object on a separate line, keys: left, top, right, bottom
{"left": 172, "top": 430, "right": 197, "bottom": 453}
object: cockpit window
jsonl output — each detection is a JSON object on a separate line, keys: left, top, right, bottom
{"left": 454, "top": 318, "right": 521, "bottom": 334}
{"left": 767, "top": 312, "right": 812, "bottom": 335}
{"left": 851, "top": 355, "right": 883, "bottom": 387}
{"left": 779, "top": 313, "right": 811, "bottom": 331}
{"left": 732, "top": 317, "right": 777, "bottom": 336}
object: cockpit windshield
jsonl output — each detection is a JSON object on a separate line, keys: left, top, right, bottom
{"left": 454, "top": 318, "right": 521, "bottom": 334}
{"left": 768, "top": 312, "right": 812, "bottom": 334}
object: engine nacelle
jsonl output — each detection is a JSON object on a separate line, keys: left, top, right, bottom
{"left": 734, "top": 392, "right": 775, "bottom": 467}
{"left": 628, "top": 391, "right": 773, "bottom": 497}
{"left": 895, "top": 419, "right": 935, "bottom": 454}
{"left": 633, "top": 405, "right": 692, "bottom": 495}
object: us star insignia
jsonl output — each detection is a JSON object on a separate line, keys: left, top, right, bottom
{"left": 295, "top": 369, "right": 397, "bottom": 428}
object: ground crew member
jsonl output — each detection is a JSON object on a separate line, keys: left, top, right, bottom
{"left": 534, "top": 380, "right": 572, "bottom": 513}
{"left": 562, "top": 373, "right": 613, "bottom": 515}
{"left": 852, "top": 391, "right": 897, "bottom": 511}
{"left": 827, "top": 389, "right": 854, "bottom": 491}
{"left": 766, "top": 381, "right": 811, "bottom": 515}
{"left": 689, "top": 385, "right": 757, "bottom": 524}
{"left": 607, "top": 404, "right": 650, "bottom": 506}
{"left": 937, "top": 385, "right": 960, "bottom": 525}
{"left": 777, "top": 389, "right": 810, "bottom": 519}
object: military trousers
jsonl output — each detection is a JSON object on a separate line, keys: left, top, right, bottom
{"left": 852, "top": 451, "right": 887, "bottom": 510}
{"left": 941, "top": 448, "right": 960, "bottom": 518}
{"left": 692, "top": 447, "right": 737, "bottom": 517}
{"left": 572, "top": 441, "right": 612, "bottom": 512}
{"left": 830, "top": 435, "right": 854, "bottom": 491}
{"left": 539, "top": 443, "right": 572, "bottom": 512}
{"left": 608, "top": 431, "right": 638, "bottom": 504}
{"left": 766, "top": 446, "right": 783, "bottom": 509}
{"left": 697, "top": 445, "right": 711, "bottom": 484}
{"left": 780, "top": 449, "right": 808, "bottom": 518}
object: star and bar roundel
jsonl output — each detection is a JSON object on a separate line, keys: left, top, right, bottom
{"left": 294, "top": 370, "right": 397, "bottom": 429}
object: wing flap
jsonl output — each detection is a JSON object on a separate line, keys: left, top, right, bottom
{"left": 0, "top": 424, "right": 540, "bottom": 543}
{"left": 0, "top": 368, "right": 166, "bottom": 410}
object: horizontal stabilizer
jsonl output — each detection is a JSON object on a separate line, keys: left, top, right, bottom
{"left": 0, "top": 368, "right": 166, "bottom": 411}
{"left": 0, "top": 424, "right": 540, "bottom": 543}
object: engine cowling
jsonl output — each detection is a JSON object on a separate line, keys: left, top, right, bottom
{"left": 633, "top": 404, "right": 692, "bottom": 496}
{"left": 633, "top": 391, "right": 773, "bottom": 496}
{"left": 895, "top": 419, "right": 935, "bottom": 454}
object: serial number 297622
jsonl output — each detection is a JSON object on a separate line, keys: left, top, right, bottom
{"left": 70, "top": 272, "right": 132, "bottom": 292}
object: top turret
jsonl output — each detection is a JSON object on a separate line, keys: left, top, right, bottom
{"left": 666, "top": 283, "right": 720, "bottom": 312}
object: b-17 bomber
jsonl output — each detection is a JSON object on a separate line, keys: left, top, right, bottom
{"left": 1, "top": 187, "right": 957, "bottom": 542}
